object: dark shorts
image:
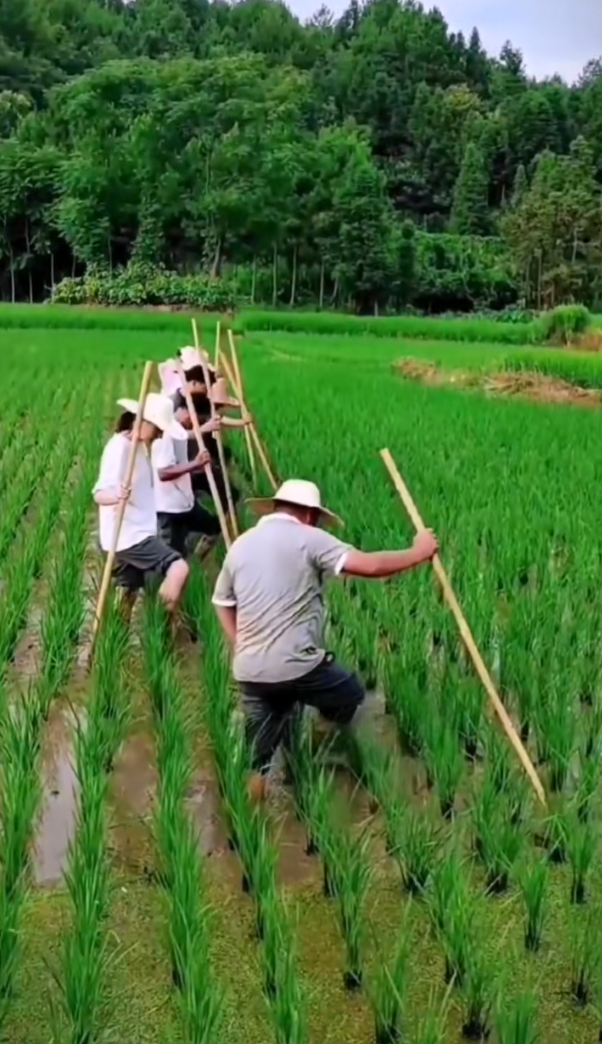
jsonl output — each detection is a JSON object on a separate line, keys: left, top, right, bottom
{"left": 239, "top": 655, "right": 365, "bottom": 772}
{"left": 113, "top": 536, "right": 181, "bottom": 593}
{"left": 158, "top": 503, "right": 221, "bottom": 557}
{"left": 192, "top": 465, "right": 240, "bottom": 506}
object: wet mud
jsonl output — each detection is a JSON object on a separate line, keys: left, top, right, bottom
{"left": 34, "top": 702, "right": 81, "bottom": 885}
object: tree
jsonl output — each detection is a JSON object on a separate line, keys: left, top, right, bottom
{"left": 451, "top": 142, "right": 490, "bottom": 235}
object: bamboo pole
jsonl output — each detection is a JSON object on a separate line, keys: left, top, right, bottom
{"left": 379, "top": 447, "right": 547, "bottom": 808}
{"left": 175, "top": 361, "right": 231, "bottom": 550}
{"left": 191, "top": 319, "right": 238, "bottom": 538}
{"left": 90, "top": 360, "right": 154, "bottom": 661}
{"left": 225, "top": 330, "right": 275, "bottom": 492}
{"left": 226, "top": 329, "right": 258, "bottom": 489}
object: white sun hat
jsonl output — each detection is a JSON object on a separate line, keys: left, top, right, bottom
{"left": 117, "top": 392, "right": 187, "bottom": 440}
{"left": 179, "top": 346, "right": 216, "bottom": 374}
{"left": 247, "top": 479, "right": 343, "bottom": 529}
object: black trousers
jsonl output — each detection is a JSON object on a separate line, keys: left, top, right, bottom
{"left": 239, "top": 655, "right": 365, "bottom": 772}
{"left": 158, "top": 503, "right": 221, "bottom": 557}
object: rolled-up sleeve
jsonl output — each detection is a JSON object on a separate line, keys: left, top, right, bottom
{"left": 212, "top": 557, "right": 236, "bottom": 607}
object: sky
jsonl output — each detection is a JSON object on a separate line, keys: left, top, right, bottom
{"left": 290, "top": 0, "right": 602, "bottom": 83}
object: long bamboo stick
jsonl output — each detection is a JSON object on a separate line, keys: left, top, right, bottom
{"left": 224, "top": 331, "right": 276, "bottom": 492}
{"left": 175, "top": 361, "right": 231, "bottom": 550}
{"left": 90, "top": 360, "right": 154, "bottom": 661}
{"left": 191, "top": 319, "right": 238, "bottom": 538}
{"left": 228, "top": 329, "right": 257, "bottom": 489}
{"left": 380, "top": 447, "right": 547, "bottom": 808}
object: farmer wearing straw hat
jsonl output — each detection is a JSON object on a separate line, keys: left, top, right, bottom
{"left": 212, "top": 479, "right": 438, "bottom": 800}
{"left": 151, "top": 397, "right": 222, "bottom": 557}
{"left": 93, "top": 393, "right": 190, "bottom": 615}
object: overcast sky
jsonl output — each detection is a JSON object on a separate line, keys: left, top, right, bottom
{"left": 290, "top": 0, "right": 602, "bottom": 83}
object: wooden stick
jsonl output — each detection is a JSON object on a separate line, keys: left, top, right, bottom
{"left": 379, "top": 447, "right": 547, "bottom": 808}
{"left": 227, "top": 330, "right": 257, "bottom": 490}
{"left": 90, "top": 360, "right": 154, "bottom": 661}
{"left": 214, "top": 321, "right": 221, "bottom": 372}
{"left": 175, "top": 361, "right": 231, "bottom": 550}
{"left": 225, "top": 331, "right": 275, "bottom": 491}
{"left": 192, "top": 319, "right": 238, "bottom": 538}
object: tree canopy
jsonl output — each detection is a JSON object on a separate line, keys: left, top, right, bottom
{"left": 0, "top": 0, "right": 601, "bottom": 312}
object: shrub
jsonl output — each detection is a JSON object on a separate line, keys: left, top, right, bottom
{"left": 540, "top": 305, "right": 592, "bottom": 345}
{"left": 52, "top": 262, "right": 237, "bottom": 311}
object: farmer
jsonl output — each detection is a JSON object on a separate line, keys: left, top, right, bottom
{"left": 158, "top": 346, "right": 217, "bottom": 401}
{"left": 212, "top": 479, "right": 438, "bottom": 800}
{"left": 93, "top": 392, "right": 190, "bottom": 617}
{"left": 189, "top": 380, "right": 251, "bottom": 509}
{"left": 151, "top": 396, "right": 222, "bottom": 557}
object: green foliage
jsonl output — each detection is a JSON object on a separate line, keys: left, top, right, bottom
{"left": 53, "top": 263, "right": 236, "bottom": 310}
{"left": 539, "top": 304, "right": 592, "bottom": 345}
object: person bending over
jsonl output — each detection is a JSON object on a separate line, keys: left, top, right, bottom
{"left": 93, "top": 393, "right": 190, "bottom": 619}
{"left": 212, "top": 478, "right": 438, "bottom": 800}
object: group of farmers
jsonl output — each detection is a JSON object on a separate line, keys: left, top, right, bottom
{"left": 93, "top": 342, "right": 438, "bottom": 800}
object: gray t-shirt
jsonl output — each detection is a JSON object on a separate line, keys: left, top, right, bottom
{"left": 212, "top": 513, "right": 353, "bottom": 683}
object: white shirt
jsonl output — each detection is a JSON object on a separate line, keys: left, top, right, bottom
{"left": 151, "top": 434, "right": 194, "bottom": 515}
{"left": 93, "top": 434, "right": 157, "bottom": 552}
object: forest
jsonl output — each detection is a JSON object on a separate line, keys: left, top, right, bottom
{"left": 1, "top": 0, "right": 602, "bottom": 312}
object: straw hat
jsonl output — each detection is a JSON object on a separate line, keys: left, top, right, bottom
{"left": 117, "top": 392, "right": 187, "bottom": 439}
{"left": 210, "top": 376, "right": 239, "bottom": 410}
{"left": 179, "top": 346, "right": 216, "bottom": 375}
{"left": 247, "top": 479, "right": 343, "bottom": 529}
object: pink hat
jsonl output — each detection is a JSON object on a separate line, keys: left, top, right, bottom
{"left": 158, "top": 360, "right": 182, "bottom": 396}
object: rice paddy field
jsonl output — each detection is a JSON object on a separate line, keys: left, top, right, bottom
{"left": 3, "top": 307, "right": 602, "bottom": 1044}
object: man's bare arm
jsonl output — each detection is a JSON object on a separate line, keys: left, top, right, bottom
{"left": 342, "top": 530, "right": 438, "bottom": 579}
{"left": 214, "top": 604, "right": 237, "bottom": 646}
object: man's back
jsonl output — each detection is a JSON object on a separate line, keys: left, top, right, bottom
{"left": 212, "top": 513, "right": 351, "bottom": 684}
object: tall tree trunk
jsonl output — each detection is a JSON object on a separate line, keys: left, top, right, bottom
{"left": 330, "top": 275, "right": 339, "bottom": 307}
{"left": 28, "top": 269, "right": 33, "bottom": 304}
{"left": 108, "top": 235, "right": 113, "bottom": 273}
{"left": 319, "top": 258, "right": 325, "bottom": 310}
{"left": 211, "top": 236, "right": 222, "bottom": 278}
{"left": 50, "top": 251, "right": 55, "bottom": 293}
{"left": 71, "top": 254, "right": 77, "bottom": 278}
{"left": 251, "top": 255, "right": 257, "bottom": 305}
{"left": 289, "top": 244, "right": 297, "bottom": 308}
{"left": 8, "top": 243, "right": 15, "bottom": 303}
{"left": 272, "top": 242, "right": 278, "bottom": 307}
{"left": 25, "top": 219, "right": 33, "bottom": 302}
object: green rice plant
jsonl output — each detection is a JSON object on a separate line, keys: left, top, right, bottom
{"left": 428, "top": 848, "right": 474, "bottom": 986}
{"left": 412, "top": 987, "right": 451, "bottom": 1044}
{"left": 542, "top": 809, "right": 567, "bottom": 865}
{"left": 423, "top": 713, "right": 463, "bottom": 820}
{"left": 517, "top": 857, "right": 548, "bottom": 952}
{"left": 266, "top": 921, "right": 307, "bottom": 1044}
{"left": 534, "top": 691, "right": 577, "bottom": 794}
{"left": 369, "top": 921, "right": 409, "bottom": 1044}
{"left": 564, "top": 806, "right": 597, "bottom": 904}
{"left": 327, "top": 829, "right": 371, "bottom": 990}
{"left": 142, "top": 595, "right": 225, "bottom": 1036}
{"left": 472, "top": 777, "right": 523, "bottom": 893}
{"left": 569, "top": 908, "right": 600, "bottom": 1007}
{"left": 575, "top": 743, "right": 601, "bottom": 822}
{"left": 495, "top": 991, "right": 538, "bottom": 1044}
{"left": 386, "top": 802, "right": 439, "bottom": 896}
{"left": 460, "top": 945, "right": 496, "bottom": 1042}
{"left": 0, "top": 696, "right": 41, "bottom": 1027}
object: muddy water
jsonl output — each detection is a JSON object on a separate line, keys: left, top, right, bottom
{"left": 110, "top": 725, "right": 157, "bottom": 875}
{"left": 34, "top": 703, "right": 81, "bottom": 885}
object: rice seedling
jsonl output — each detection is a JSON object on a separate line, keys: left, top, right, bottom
{"left": 564, "top": 807, "right": 597, "bottom": 905}
{"left": 386, "top": 802, "right": 439, "bottom": 896}
{"left": 495, "top": 990, "right": 538, "bottom": 1044}
{"left": 428, "top": 848, "right": 475, "bottom": 986}
{"left": 423, "top": 712, "right": 463, "bottom": 820}
{"left": 369, "top": 920, "right": 410, "bottom": 1044}
{"left": 460, "top": 945, "right": 496, "bottom": 1042}
{"left": 517, "top": 857, "right": 548, "bottom": 953}
{"left": 472, "top": 777, "right": 523, "bottom": 894}
{"left": 412, "top": 987, "right": 452, "bottom": 1044}
{"left": 569, "top": 908, "right": 601, "bottom": 1007}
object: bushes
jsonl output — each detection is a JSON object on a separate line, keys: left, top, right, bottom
{"left": 540, "top": 305, "right": 592, "bottom": 345}
{"left": 52, "top": 263, "right": 237, "bottom": 311}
